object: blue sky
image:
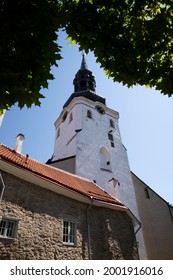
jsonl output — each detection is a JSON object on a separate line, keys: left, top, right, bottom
{"left": 1, "top": 31, "right": 173, "bottom": 204}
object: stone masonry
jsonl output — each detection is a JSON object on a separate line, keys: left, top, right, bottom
{"left": 0, "top": 171, "right": 138, "bottom": 260}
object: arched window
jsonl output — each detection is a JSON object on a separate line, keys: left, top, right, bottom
{"left": 110, "top": 119, "right": 115, "bottom": 128}
{"left": 99, "top": 146, "right": 112, "bottom": 171}
{"left": 87, "top": 110, "right": 92, "bottom": 119}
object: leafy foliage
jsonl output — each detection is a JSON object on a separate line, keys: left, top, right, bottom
{"left": 64, "top": 0, "right": 173, "bottom": 96}
{"left": 0, "top": 1, "right": 173, "bottom": 114}
{"left": 0, "top": 0, "right": 62, "bottom": 111}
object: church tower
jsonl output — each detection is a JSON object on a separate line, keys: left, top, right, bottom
{"left": 48, "top": 55, "right": 147, "bottom": 259}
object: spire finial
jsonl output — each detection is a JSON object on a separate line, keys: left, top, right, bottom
{"left": 81, "top": 51, "right": 88, "bottom": 70}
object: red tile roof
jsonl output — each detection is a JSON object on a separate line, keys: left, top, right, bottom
{"left": 0, "top": 144, "right": 125, "bottom": 208}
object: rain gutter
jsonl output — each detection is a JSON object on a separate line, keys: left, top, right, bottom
{"left": 86, "top": 196, "right": 94, "bottom": 260}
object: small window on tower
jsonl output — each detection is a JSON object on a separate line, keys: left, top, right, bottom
{"left": 110, "top": 119, "right": 115, "bottom": 128}
{"left": 108, "top": 133, "right": 113, "bottom": 141}
{"left": 144, "top": 188, "right": 150, "bottom": 199}
{"left": 87, "top": 110, "right": 92, "bottom": 119}
{"left": 62, "top": 111, "right": 68, "bottom": 122}
{"left": 108, "top": 133, "right": 115, "bottom": 148}
{"left": 69, "top": 112, "right": 73, "bottom": 123}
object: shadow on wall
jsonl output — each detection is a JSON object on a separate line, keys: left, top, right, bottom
{"left": 90, "top": 208, "right": 138, "bottom": 260}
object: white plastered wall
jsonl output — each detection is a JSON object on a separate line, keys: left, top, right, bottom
{"left": 53, "top": 96, "right": 147, "bottom": 259}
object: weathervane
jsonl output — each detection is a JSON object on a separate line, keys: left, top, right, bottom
{"left": 81, "top": 51, "right": 88, "bottom": 69}
{"left": 82, "top": 50, "right": 86, "bottom": 57}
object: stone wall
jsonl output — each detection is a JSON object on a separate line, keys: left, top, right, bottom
{"left": 89, "top": 207, "right": 138, "bottom": 260}
{"left": 0, "top": 171, "right": 138, "bottom": 260}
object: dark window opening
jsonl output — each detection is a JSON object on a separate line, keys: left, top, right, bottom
{"left": 62, "top": 111, "right": 68, "bottom": 122}
{"left": 144, "top": 188, "right": 150, "bottom": 199}
{"left": 108, "top": 133, "right": 113, "bottom": 141}
{"left": 69, "top": 112, "right": 73, "bottom": 123}
{"left": 108, "top": 133, "right": 115, "bottom": 148}
{"left": 110, "top": 119, "right": 115, "bottom": 128}
{"left": 87, "top": 110, "right": 92, "bottom": 119}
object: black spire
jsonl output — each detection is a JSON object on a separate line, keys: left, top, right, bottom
{"left": 63, "top": 54, "right": 105, "bottom": 108}
{"left": 80, "top": 53, "right": 88, "bottom": 70}
{"left": 73, "top": 54, "right": 96, "bottom": 93}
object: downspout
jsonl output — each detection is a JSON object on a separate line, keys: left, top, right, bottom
{"left": 86, "top": 196, "right": 93, "bottom": 260}
{"left": 126, "top": 208, "right": 141, "bottom": 259}
{"left": 126, "top": 208, "right": 141, "bottom": 235}
{"left": 134, "top": 221, "right": 141, "bottom": 235}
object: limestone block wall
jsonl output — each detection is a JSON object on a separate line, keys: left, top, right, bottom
{"left": 0, "top": 171, "right": 138, "bottom": 260}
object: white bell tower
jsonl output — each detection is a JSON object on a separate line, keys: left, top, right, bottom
{"left": 47, "top": 55, "right": 147, "bottom": 259}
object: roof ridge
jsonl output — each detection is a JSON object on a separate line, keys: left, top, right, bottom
{"left": 0, "top": 143, "right": 125, "bottom": 208}
{"left": 0, "top": 143, "right": 94, "bottom": 184}
{"left": 43, "top": 162, "right": 96, "bottom": 184}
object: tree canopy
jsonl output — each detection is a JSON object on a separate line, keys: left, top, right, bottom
{"left": 0, "top": 0, "right": 61, "bottom": 114}
{"left": 0, "top": 1, "right": 173, "bottom": 114}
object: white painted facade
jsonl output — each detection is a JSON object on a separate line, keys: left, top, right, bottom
{"left": 53, "top": 95, "right": 138, "bottom": 216}
{"left": 52, "top": 95, "right": 147, "bottom": 259}
{"left": 50, "top": 59, "right": 147, "bottom": 259}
